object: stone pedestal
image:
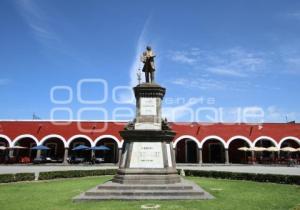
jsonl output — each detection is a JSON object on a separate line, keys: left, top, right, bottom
{"left": 73, "top": 82, "right": 213, "bottom": 201}
{"left": 112, "top": 129, "right": 180, "bottom": 184}
{"left": 111, "top": 83, "right": 181, "bottom": 185}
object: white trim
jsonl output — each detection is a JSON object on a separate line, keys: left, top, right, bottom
{"left": 226, "top": 136, "right": 252, "bottom": 149}
{"left": 200, "top": 135, "right": 226, "bottom": 149}
{"left": 278, "top": 136, "right": 300, "bottom": 148}
{"left": 0, "top": 134, "right": 12, "bottom": 147}
{"left": 173, "top": 135, "right": 200, "bottom": 149}
{"left": 13, "top": 134, "right": 39, "bottom": 146}
{"left": 253, "top": 136, "right": 278, "bottom": 148}
{"left": 94, "top": 135, "right": 123, "bottom": 148}
{"left": 40, "top": 134, "right": 67, "bottom": 147}
{"left": 66, "top": 134, "right": 94, "bottom": 147}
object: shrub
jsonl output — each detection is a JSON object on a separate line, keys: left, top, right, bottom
{"left": 38, "top": 169, "right": 116, "bottom": 180}
{"left": 15, "top": 173, "right": 35, "bottom": 182}
{"left": 182, "top": 169, "right": 300, "bottom": 185}
{"left": 0, "top": 174, "right": 15, "bottom": 183}
{"left": 0, "top": 173, "right": 35, "bottom": 183}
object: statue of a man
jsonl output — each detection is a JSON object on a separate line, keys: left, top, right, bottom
{"left": 140, "top": 46, "right": 155, "bottom": 83}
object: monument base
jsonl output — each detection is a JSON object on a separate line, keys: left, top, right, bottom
{"left": 73, "top": 178, "right": 214, "bottom": 201}
{"left": 73, "top": 75, "right": 214, "bottom": 201}
{"left": 112, "top": 168, "right": 181, "bottom": 184}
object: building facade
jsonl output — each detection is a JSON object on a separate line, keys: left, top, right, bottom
{"left": 0, "top": 121, "right": 299, "bottom": 164}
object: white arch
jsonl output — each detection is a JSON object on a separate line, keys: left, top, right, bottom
{"left": 40, "top": 134, "right": 67, "bottom": 148}
{"left": 13, "top": 134, "right": 39, "bottom": 146}
{"left": 253, "top": 136, "right": 278, "bottom": 148}
{"left": 94, "top": 135, "right": 123, "bottom": 148}
{"left": 200, "top": 135, "right": 226, "bottom": 149}
{"left": 66, "top": 134, "right": 94, "bottom": 147}
{"left": 173, "top": 135, "right": 200, "bottom": 149}
{"left": 226, "top": 135, "right": 252, "bottom": 149}
{"left": 0, "top": 134, "right": 12, "bottom": 147}
{"left": 278, "top": 136, "right": 300, "bottom": 148}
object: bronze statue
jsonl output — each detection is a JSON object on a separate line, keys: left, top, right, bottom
{"left": 140, "top": 46, "right": 155, "bottom": 83}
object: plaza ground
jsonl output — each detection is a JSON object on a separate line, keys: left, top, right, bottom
{"left": 0, "top": 164, "right": 299, "bottom": 176}
{"left": 0, "top": 176, "right": 299, "bottom": 210}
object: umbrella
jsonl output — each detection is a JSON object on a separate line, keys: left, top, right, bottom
{"left": 72, "top": 145, "right": 90, "bottom": 151}
{"left": 31, "top": 145, "right": 50, "bottom": 150}
{"left": 265, "top": 146, "right": 279, "bottom": 162}
{"left": 90, "top": 145, "right": 110, "bottom": 151}
{"left": 249, "top": 146, "right": 266, "bottom": 152}
{"left": 265, "top": 146, "right": 279, "bottom": 152}
{"left": 238, "top": 147, "right": 250, "bottom": 163}
{"left": 280, "top": 147, "right": 297, "bottom": 152}
{"left": 8, "top": 146, "right": 27, "bottom": 149}
{"left": 238, "top": 147, "right": 250, "bottom": 151}
{"left": 0, "top": 146, "right": 7, "bottom": 150}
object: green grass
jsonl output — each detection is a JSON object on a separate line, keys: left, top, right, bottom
{"left": 0, "top": 176, "right": 299, "bottom": 210}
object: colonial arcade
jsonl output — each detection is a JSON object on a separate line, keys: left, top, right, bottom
{"left": 0, "top": 121, "right": 299, "bottom": 164}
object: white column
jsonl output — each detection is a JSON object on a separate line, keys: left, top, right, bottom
{"left": 198, "top": 148, "right": 203, "bottom": 164}
{"left": 63, "top": 148, "right": 69, "bottom": 164}
{"left": 225, "top": 148, "right": 229, "bottom": 165}
{"left": 36, "top": 150, "right": 41, "bottom": 159}
{"left": 251, "top": 150, "right": 255, "bottom": 164}
{"left": 9, "top": 149, "right": 14, "bottom": 158}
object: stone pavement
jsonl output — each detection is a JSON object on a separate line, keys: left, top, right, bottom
{"left": 176, "top": 164, "right": 300, "bottom": 175}
{"left": 0, "top": 164, "right": 299, "bottom": 176}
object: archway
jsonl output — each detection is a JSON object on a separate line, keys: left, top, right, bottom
{"left": 175, "top": 138, "right": 198, "bottom": 163}
{"left": 95, "top": 138, "right": 118, "bottom": 163}
{"left": 202, "top": 138, "right": 225, "bottom": 163}
{"left": 0, "top": 137, "right": 10, "bottom": 163}
{"left": 279, "top": 138, "right": 300, "bottom": 159}
{"left": 228, "top": 138, "right": 251, "bottom": 164}
{"left": 41, "top": 137, "right": 65, "bottom": 162}
{"left": 14, "top": 136, "right": 37, "bottom": 163}
{"left": 68, "top": 137, "right": 92, "bottom": 162}
{"left": 254, "top": 138, "right": 277, "bottom": 164}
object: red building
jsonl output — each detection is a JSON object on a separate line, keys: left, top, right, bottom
{"left": 0, "top": 120, "right": 299, "bottom": 164}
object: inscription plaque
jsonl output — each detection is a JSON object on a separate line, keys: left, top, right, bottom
{"left": 130, "top": 142, "right": 164, "bottom": 168}
{"left": 140, "top": 98, "right": 156, "bottom": 116}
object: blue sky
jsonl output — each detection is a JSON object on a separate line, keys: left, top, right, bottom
{"left": 0, "top": 0, "right": 300, "bottom": 122}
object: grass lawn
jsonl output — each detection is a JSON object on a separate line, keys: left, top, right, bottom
{"left": 0, "top": 176, "right": 299, "bottom": 210}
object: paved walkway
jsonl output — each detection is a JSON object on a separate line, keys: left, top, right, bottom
{"left": 177, "top": 164, "right": 300, "bottom": 176}
{"left": 0, "top": 164, "right": 299, "bottom": 176}
{"left": 0, "top": 165, "right": 117, "bottom": 175}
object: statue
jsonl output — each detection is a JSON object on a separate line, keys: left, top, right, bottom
{"left": 140, "top": 46, "right": 155, "bottom": 83}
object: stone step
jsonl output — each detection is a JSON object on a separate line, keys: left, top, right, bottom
{"left": 85, "top": 189, "right": 204, "bottom": 197}
{"left": 112, "top": 176, "right": 181, "bottom": 184}
{"left": 97, "top": 185, "right": 193, "bottom": 190}
{"left": 74, "top": 195, "right": 209, "bottom": 201}
{"left": 73, "top": 179, "right": 214, "bottom": 201}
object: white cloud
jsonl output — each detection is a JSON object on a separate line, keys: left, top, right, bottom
{"left": 171, "top": 77, "right": 226, "bottom": 90}
{"left": 162, "top": 98, "right": 201, "bottom": 121}
{"left": 115, "top": 17, "right": 151, "bottom": 104}
{"left": 169, "top": 51, "right": 197, "bottom": 65}
{"left": 265, "top": 105, "right": 299, "bottom": 122}
{"left": 168, "top": 47, "right": 266, "bottom": 78}
{"left": 0, "top": 79, "right": 11, "bottom": 86}
{"left": 206, "top": 67, "right": 247, "bottom": 77}
{"left": 284, "top": 57, "right": 300, "bottom": 74}
{"left": 287, "top": 11, "right": 300, "bottom": 19}
{"left": 128, "top": 17, "right": 152, "bottom": 87}
{"left": 16, "top": 0, "right": 59, "bottom": 45}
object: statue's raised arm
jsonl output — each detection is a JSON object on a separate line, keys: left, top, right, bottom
{"left": 140, "top": 46, "right": 156, "bottom": 83}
